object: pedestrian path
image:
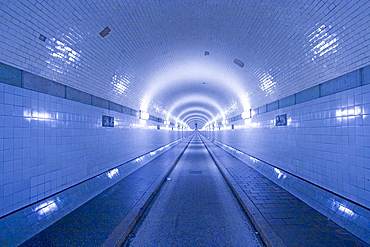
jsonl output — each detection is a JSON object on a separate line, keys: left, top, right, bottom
{"left": 202, "top": 136, "right": 369, "bottom": 247}
{"left": 20, "top": 139, "right": 190, "bottom": 247}
{"left": 124, "top": 135, "right": 263, "bottom": 246}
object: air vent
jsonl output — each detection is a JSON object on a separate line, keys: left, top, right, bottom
{"left": 39, "top": 34, "right": 47, "bottom": 42}
{"left": 99, "top": 26, "right": 111, "bottom": 37}
{"left": 233, "top": 59, "right": 244, "bottom": 68}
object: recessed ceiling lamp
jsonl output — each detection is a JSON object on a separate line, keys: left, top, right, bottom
{"left": 241, "top": 111, "right": 250, "bottom": 119}
{"left": 99, "top": 26, "right": 111, "bottom": 37}
{"left": 233, "top": 59, "right": 244, "bottom": 68}
{"left": 140, "top": 111, "right": 149, "bottom": 120}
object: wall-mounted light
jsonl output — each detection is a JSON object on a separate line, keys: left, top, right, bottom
{"left": 140, "top": 111, "right": 149, "bottom": 120}
{"left": 241, "top": 111, "right": 250, "bottom": 119}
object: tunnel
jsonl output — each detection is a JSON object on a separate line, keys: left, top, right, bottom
{"left": 0, "top": 0, "right": 370, "bottom": 246}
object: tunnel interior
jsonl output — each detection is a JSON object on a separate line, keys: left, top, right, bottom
{"left": 0, "top": 0, "right": 370, "bottom": 245}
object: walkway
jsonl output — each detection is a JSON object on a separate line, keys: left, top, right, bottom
{"left": 21, "top": 134, "right": 369, "bottom": 246}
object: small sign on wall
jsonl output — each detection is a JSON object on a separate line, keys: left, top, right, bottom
{"left": 102, "top": 115, "right": 114, "bottom": 127}
{"left": 275, "top": 114, "right": 287, "bottom": 126}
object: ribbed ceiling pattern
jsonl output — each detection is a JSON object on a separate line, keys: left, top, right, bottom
{"left": 1, "top": 0, "right": 369, "bottom": 128}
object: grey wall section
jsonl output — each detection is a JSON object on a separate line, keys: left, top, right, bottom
{"left": 0, "top": 62, "right": 166, "bottom": 122}
{"left": 228, "top": 65, "right": 370, "bottom": 122}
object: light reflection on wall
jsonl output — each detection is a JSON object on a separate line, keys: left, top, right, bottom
{"left": 336, "top": 106, "right": 362, "bottom": 120}
{"left": 241, "top": 118, "right": 260, "bottom": 129}
{"left": 46, "top": 37, "right": 81, "bottom": 74}
{"left": 308, "top": 24, "right": 339, "bottom": 61}
{"left": 111, "top": 74, "right": 131, "bottom": 95}
{"left": 249, "top": 156, "right": 259, "bottom": 163}
{"left": 106, "top": 168, "right": 119, "bottom": 179}
{"left": 274, "top": 168, "right": 287, "bottom": 180}
{"left": 151, "top": 102, "right": 165, "bottom": 115}
{"left": 257, "top": 71, "right": 277, "bottom": 96}
{"left": 33, "top": 198, "right": 60, "bottom": 220}
{"left": 23, "top": 109, "right": 57, "bottom": 127}
{"left": 331, "top": 201, "right": 356, "bottom": 218}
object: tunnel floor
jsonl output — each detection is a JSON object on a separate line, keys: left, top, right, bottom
{"left": 21, "top": 134, "right": 369, "bottom": 247}
{"left": 123, "top": 135, "right": 263, "bottom": 246}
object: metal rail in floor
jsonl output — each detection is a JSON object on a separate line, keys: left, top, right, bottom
{"left": 123, "top": 134, "right": 263, "bottom": 246}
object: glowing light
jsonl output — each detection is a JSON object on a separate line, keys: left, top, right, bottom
{"left": 308, "top": 24, "right": 339, "bottom": 61}
{"left": 336, "top": 106, "right": 362, "bottom": 119}
{"left": 274, "top": 168, "right": 287, "bottom": 180}
{"left": 165, "top": 94, "right": 223, "bottom": 124}
{"left": 287, "top": 117, "right": 292, "bottom": 126}
{"left": 332, "top": 201, "right": 356, "bottom": 217}
{"left": 244, "top": 118, "right": 252, "bottom": 124}
{"left": 107, "top": 168, "right": 119, "bottom": 179}
{"left": 177, "top": 107, "right": 214, "bottom": 124}
{"left": 134, "top": 157, "right": 144, "bottom": 163}
{"left": 46, "top": 37, "right": 81, "bottom": 74}
{"left": 23, "top": 110, "right": 57, "bottom": 127}
{"left": 164, "top": 120, "right": 170, "bottom": 125}
{"left": 243, "top": 119, "right": 260, "bottom": 128}
{"left": 249, "top": 157, "right": 259, "bottom": 163}
{"left": 241, "top": 111, "right": 250, "bottom": 119}
{"left": 33, "top": 198, "right": 60, "bottom": 219}
{"left": 140, "top": 111, "right": 149, "bottom": 120}
{"left": 111, "top": 74, "right": 131, "bottom": 94}
{"left": 141, "top": 59, "right": 251, "bottom": 114}
{"left": 251, "top": 109, "right": 258, "bottom": 117}
{"left": 258, "top": 71, "right": 276, "bottom": 95}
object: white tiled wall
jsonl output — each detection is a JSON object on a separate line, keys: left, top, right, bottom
{"left": 203, "top": 83, "right": 370, "bottom": 209}
{"left": 0, "top": 83, "right": 187, "bottom": 217}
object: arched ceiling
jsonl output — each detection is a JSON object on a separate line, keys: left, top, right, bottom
{"left": 1, "top": 0, "right": 369, "bottom": 129}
